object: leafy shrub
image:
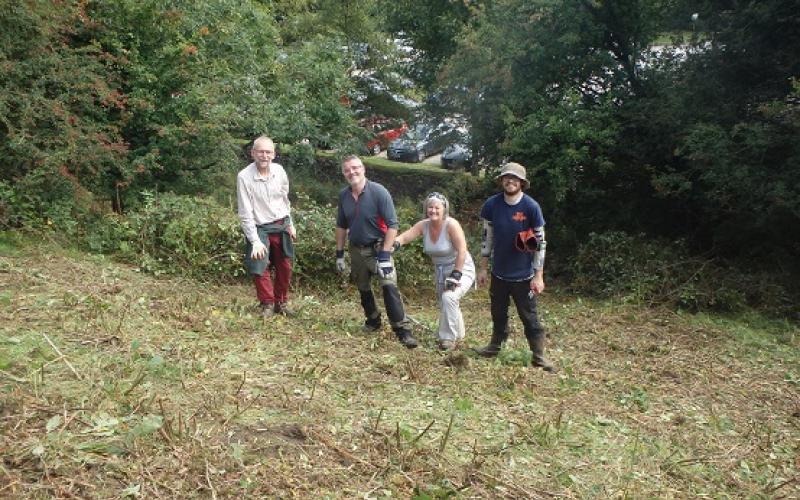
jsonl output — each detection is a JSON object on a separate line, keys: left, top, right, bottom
{"left": 81, "top": 212, "right": 136, "bottom": 255}
{"left": 0, "top": 181, "right": 29, "bottom": 229}
{"left": 290, "top": 193, "right": 339, "bottom": 286}
{"left": 570, "top": 231, "right": 792, "bottom": 313}
{"left": 0, "top": 169, "right": 86, "bottom": 234}
{"left": 81, "top": 192, "right": 434, "bottom": 291}
{"left": 119, "top": 192, "right": 243, "bottom": 281}
{"left": 392, "top": 203, "right": 437, "bottom": 292}
{"left": 572, "top": 231, "right": 671, "bottom": 300}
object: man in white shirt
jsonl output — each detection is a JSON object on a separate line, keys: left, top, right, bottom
{"left": 236, "top": 136, "right": 297, "bottom": 317}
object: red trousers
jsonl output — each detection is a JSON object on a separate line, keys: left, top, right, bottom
{"left": 253, "top": 233, "right": 292, "bottom": 306}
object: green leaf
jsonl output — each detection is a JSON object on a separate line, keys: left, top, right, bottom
{"left": 128, "top": 414, "right": 163, "bottom": 439}
{"left": 121, "top": 484, "right": 141, "bottom": 497}
{"left": 46, "top": 415, "right": 63, "bottom": 433}
{"left": 77, "top": 440, "right": 128, "bottom": 456}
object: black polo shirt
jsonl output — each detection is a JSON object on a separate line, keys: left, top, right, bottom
{"left": 336, "top": 180, "right": 399, "bottom": 246}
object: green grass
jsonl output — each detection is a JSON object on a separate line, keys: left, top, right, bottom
{"left": 316, "top": 149, "right": 455, "bottom": 177}
{"left": 1, "top": 243, "right": 798, "bottom": 498}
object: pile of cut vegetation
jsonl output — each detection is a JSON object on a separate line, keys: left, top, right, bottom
{"left": 1, "top": 238, "right": 797, "bottom": 498}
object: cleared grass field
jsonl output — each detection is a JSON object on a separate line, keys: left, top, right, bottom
{"left": 1, "top": 237, "right": 798, "bottom": 498}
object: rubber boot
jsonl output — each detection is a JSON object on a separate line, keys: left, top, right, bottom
{"left": 473, "top": 327, "right": 508, "bottom": 357}
{"left": 360, "top": 290, "right": 381, "bottom": 332}
{"left": 395, "top": 328, "right": 418, "bottom": 349}
{"left": 363, "top": 314, "right": 382, "bottom": 332}
{"left": 529, "top": 334, "right": 555, "bottom": 372}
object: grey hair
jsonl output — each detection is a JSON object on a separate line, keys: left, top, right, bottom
{"left": 341, "top": 154, "right": 363, "bottom": 166}
{"left": 252, "top": 135, "right": 274, "bottom": 148}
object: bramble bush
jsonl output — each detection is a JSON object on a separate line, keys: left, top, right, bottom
{"left": 111, "top": 192, "right": 243, "bottom": 281}
{"left": 79, "top": 191, "right": 433, "bottom": 291}
{"left": 571, "top": 231, "right": 792, "bottom": 313}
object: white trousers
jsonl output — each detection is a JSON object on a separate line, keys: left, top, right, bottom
{"left": 434, "top": 263, "right": 475, "bottom": 341}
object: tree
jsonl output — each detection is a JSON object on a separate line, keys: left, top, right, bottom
{"left": 86, "top": 0, "right": 357, "bottom": 205}
{"left": 379, "top": 0, "right": 473, "bottom": 90}
{"left": 0, "top": 0, "right": 127, "bottom": 224}
{"left": 440, "top": 0, "right": 800, "bottom": 268}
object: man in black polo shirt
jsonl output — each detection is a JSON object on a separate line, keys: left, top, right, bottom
{"left": 335, "top": 155, "right": 418, "bottom": 348}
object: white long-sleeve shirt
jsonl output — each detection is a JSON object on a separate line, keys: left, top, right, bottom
{"left": 236, "top": 162, "right": 293, "bottom": 244}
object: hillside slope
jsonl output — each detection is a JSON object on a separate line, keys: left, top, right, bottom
{"left": 1, "top": 240, "right": 798, "bottom": 498}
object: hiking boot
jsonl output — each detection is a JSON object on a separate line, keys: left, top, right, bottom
{"left": 274, "top": 303, "right": 295, "bottom": 317}
{"left": 396, "top": 329, "right": 418, "bottom": 349}
{"left": 260, "top": 303, "right": 275, "bottom": 318}
{"left": 363, "top": 315, "right": 382, "bottom": 332}
{"left": 438, "top": 339, "right": 456, "bottom": 351}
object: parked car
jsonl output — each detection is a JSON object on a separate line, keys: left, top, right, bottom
{"left": 440, "top": 138, "right": 472, "bottom": 170}
{"left": 387, "top": 122, "right": 458, "bottom": 163}
{"left": 361, "top": 116, "right": 408, "bottom": 155}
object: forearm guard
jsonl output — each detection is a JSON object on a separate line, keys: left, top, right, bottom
{"left": 533, "top": 240, "right": 546, "bottom": 269}
{"left": 480, "top": 220, "right": 493, "bottom": 258}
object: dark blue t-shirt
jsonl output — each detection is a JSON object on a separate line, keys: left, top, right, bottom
{"left": 480, "top": 193, "right": 545, "bottom": 281}
{"left": 336, "top": 180, "right": 398, "bottom": 246}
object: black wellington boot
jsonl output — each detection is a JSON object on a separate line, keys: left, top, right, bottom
{"left": 473, "top": 327, "right": 508, "bottom": 357}
{"left": 529, "top": 334, "right": 555, "bottom": 372}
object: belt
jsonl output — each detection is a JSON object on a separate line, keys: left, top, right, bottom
{"left": 350, "top": 241, "right": 378, "bottom": 249}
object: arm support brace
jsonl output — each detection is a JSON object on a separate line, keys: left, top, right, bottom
{"left": 480, "top": 220, "right": 493, "bottom": 258}
{"left": 533, "top": 240, "right": 546, "bottom": 269}
{"left": 533, "top": 226, "right": 546, "bottom": 269}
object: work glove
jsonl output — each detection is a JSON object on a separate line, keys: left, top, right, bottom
{"left": 445, "top": 270, "right": 462, "bottom": 291}
{"left": 335, "top": 250, "right": 347, "bottom": 273}
{"left": 375, "top": 250, "right": 394, "bottom": 278}
{"left": 515, "top": 228, "right": 539, "bottom": 253}
{"left": 251, "top": 239, "right": 267, "bottom": 260}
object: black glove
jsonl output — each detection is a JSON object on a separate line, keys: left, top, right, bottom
{"left": 445, "top": 270, "right": 462, "bottom": 291}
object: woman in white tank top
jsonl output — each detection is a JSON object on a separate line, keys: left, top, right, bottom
{"left": 395, "top": 192, "right": 476, "bottom": 349}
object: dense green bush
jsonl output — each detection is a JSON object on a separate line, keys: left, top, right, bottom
{"left": 115, "top": 192, "right": 242, "bottom": 280}
{"left": 571, "top": 231, "right": 793, "bottom": 313}
{"left": 0, "top": 170, "right": 86, "bottom": 234}
{"left": 1, "top": 1, "right": 126, "bottom": 215}
{"left": 79, "top": 191, "right": 433, "bottom": 291}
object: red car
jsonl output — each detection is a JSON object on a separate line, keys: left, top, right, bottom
{"left": 362, "top": 117, "right": 408, "bottom": 155}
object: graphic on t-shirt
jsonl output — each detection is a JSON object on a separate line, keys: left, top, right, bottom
{"left": 511, "top": 211, "right": 527, "bottom": 222}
